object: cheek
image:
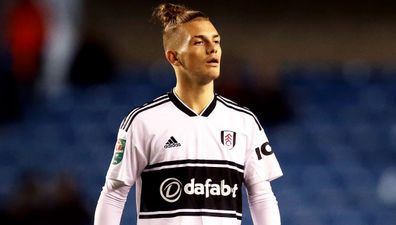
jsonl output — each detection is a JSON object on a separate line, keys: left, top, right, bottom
{"left": 184, "top": 53, "right": 201, "bottom": 68}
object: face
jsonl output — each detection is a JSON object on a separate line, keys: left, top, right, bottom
{"left": 171, "top": 19, "right": 222, "bottom": 85}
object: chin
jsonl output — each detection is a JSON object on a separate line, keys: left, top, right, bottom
{"left": 208, "top": 68, "right": 221, "bottom": 78}
{"left": 212, "top": 72, "right": 221, "bottom": 80}
{"left": 206, "top": 71, "right": 220, "bottom": 80}
{"left": 197, "top": 73, "right": 220, "bottom": 85}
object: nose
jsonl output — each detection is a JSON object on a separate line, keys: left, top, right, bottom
{"left": 206, "top": 41, "right": 218, "bottom": 54}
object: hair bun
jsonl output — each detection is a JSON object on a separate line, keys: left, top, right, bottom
{"left": 153, "top": 3, "right": 185, "bottom": 28}
{"left": 152, "top": 3, "right": 207, "bottom": 30}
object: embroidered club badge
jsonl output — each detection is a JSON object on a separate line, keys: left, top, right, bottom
{"left": 221, "top": 130, "right": 236, "bottom": 150}
{"left": 112, "top": 139, "right": 126, "bottom": 165}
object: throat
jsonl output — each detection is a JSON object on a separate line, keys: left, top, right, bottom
{"left": 173, "top": 88, "right": 214, "bottom": 116}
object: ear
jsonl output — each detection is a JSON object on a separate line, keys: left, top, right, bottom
{"left": 165, "top": 50, "right": 181, "bottom": 66}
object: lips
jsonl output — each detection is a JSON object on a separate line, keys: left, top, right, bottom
{"left": 206, "top": 58, "right": 219, "bottom": 65}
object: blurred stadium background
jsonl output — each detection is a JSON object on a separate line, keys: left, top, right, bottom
{"left": 1, "top": 0, "right": 396, "bottom": 224}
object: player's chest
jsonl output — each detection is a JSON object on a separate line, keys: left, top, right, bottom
{"left": 144, "top": 118, "right": 247, "bottom": 164}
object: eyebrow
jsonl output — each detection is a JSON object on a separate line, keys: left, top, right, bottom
{"left": 192, "top": 34, "right": 220, "bottom": 39}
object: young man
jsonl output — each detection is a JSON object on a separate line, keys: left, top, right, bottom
{"left": 94, "top": 3, "right": 283, "bottom": 225}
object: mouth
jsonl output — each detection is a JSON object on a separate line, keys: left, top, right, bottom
{"left": 206, "top": 58, "right": 219, "bottom": 66}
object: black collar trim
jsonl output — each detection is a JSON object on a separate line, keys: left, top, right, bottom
{"left": 168, "top": 91, "right": 217, "bottom": 117}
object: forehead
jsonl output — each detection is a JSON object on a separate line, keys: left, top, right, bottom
{"left": 180, "top": 19, "right": 219, "bottom": 38}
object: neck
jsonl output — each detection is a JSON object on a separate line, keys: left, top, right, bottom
{"left": 174, "top": 81, "right": 214, "bottom": 115}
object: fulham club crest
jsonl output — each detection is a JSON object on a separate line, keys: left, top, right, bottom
{"left": 221, "top": 130, "right": 236, "bottom": 150}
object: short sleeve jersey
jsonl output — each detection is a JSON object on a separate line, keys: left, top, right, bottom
{"left": 106, "top": 91, "right": 283, "bottom": 225}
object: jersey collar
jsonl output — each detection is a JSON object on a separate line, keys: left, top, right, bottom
{"left": 168, "top": 90, "right": 217, "bottom": 117}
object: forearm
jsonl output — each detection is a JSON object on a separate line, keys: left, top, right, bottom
{"left": 247, "top": 181, "right": 281, "bottom": 225}
{"left": 94, "top": 179, "right": 131, "bottom": 225}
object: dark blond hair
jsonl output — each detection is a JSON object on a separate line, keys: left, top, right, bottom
{"left": 152, "top": 3, "right": 208, "bottom": 50}
{"left": 152, "top": 3, "right": 207, "bottom": 32}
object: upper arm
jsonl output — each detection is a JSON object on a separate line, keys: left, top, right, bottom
{"left": 105, "top": 119, "right": 148, "bottom": 186}
{"left": 244, "top": 121, "right": 283, "bottom": 187}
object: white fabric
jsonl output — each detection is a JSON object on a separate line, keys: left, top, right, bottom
{"left": 95, "top": 179, "right": 281, "bottom": 225}
{"left": 94, "top": 179, "right": 131, "bottom": 225}
{"left": 95, "top": 92, "right": 283, "bottom": 225}
{"left": 247, "top": 181, "right": 281, "bottom": 225}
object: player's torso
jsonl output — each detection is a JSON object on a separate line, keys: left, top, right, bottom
{"left": 135, "top": 100, "right": 248, "bottom": 224}
{"left": 145, "top": 114, "right": 247, "bottom": 164}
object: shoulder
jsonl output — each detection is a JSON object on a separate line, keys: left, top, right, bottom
{"left": 119, "top": 93, "right": 171, "bottom": 131}
{"left": 216, "top": 94, "right": 263, "bottom": 131}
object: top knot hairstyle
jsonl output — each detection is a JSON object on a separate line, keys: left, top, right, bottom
{"left": 152, "top": 3, "right": 208, "bottom": 32}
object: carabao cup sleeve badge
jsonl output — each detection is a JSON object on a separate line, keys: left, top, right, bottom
{"left": 112, "top": 139, "right": 126, "bottom": 165}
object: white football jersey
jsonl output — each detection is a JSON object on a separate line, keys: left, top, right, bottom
{"left": 106, "top": 90, "right": 283, "bottom": 225}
